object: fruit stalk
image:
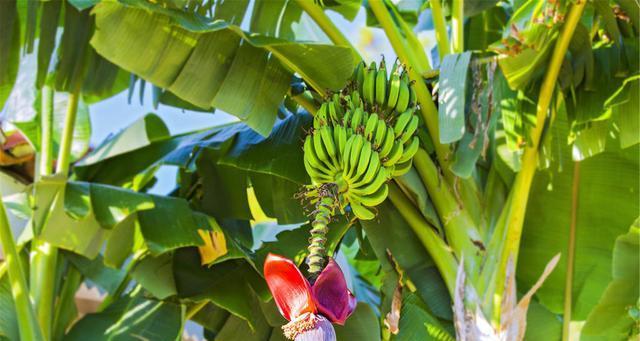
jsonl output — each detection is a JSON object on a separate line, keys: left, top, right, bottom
{"left": 307, "top": 193, "right": 336, "bottom": 277}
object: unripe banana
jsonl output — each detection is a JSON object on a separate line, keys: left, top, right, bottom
{"left": 392, "top": 159, "right": 412, "bottom": 177}
{"left": 395, "top": 76, "right": 410, "bottom": 113}
{"left": 304, "top": 137, "right": 328, "bottom": 172}
{"left": 375, "top": 59, "right": 387, "bottom": 107}
{"left": 362, "top": 62, "right": 377, "bottom": 104}
{"left": 304, "top": 157, "right": 333, "bottom": 183}
{"left": 379, "top": 128, "right": 395, "bottom": 158}
{"left": 355, "top": 184, "right": 388, "bottom": 207}
{"left": 319, "top": 126, "right": 337, "bottom": 163}
{"left": 386, "top": 69, "right": 401, "bottom": 111}
{"left": 354, "top": 141, "right": 372, "bottom": 180}
{"left": 393, "top": 110, "right": 413, "bottom": 138}
{"left": 364, "top": 113, "right": 379, "bottom": 141}
{"left": 351, "top": 151, "right": 380, "bottom": 188}
{"left": 328, "top": 101, "right": 339, "bottom": 123}
{"left": 373, "top": 119, "right": 387, "bottom": 149}
{"left": 349, "top": 201, "right": 375, "bottom": 220}
{"left": 382, "top": 140, "right": 403, "bottom": 167}
{"left": 342, "top": 135, "right": 355, "bottom": 175}
{"left": 348, "top": 135, "right": 364, "bottom": 178}
{"left": 334, "top": 125, "right": 347, "bottom": 158}
{"left": 350, "top": 91, "right": 362, "bottom": 110}
{"left": 350, "top": 107, "right": 365, "bottom": 130}
{"left": 400, "top": 115, "right": 419, "bottom": 143}
{"left": 398, "top": 136, "right": 419, "bottom": 163}
{"left": 351, "top": 167, "right": 387, "bottom": 196}
{"left": 313, "top": 131, "right": 335, "bottom": 171}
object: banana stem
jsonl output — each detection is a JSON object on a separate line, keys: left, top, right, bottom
{"left": 562, "top": 162, "right": 580, "bottom": 341}
{"left": 294, "top": 0, "right": 361, "bottom": 61}
{"left": 307, "top": 195, "right": 335, "bottom": 276}
{"left": 289, "top": 88, "right": 318, "bottom": 115}
{"left": 451, "top": 0, "right": 464, "bottom": 53}
{"left": 368, "top": 0, "right": 450, "bottom": 175}
{"left": 413, "top": 149, "right": 483, "bottom": 279}
{"left": 430, "top": 0, "right": 451, "bottom": 59}
{"left": 490, "top": 0, "right": 587, "bottom": 317}
{"left": 0, "top": 186, "right": 43, "bottom": 341}
{"left": 388, "top": 183, "right": 457, "bottom": 294}
{"left": 39, "top": 85, "right": 54, "bottom": 177}
{"left": 31, "top": 90, "right": 80, "bottom": 340}
{"left": 496, "top": 0, "right": 586, "bottom": 273}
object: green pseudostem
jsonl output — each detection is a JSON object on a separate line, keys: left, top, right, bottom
{"left": 306, "top": 184, "right": 338, "bottom": 277}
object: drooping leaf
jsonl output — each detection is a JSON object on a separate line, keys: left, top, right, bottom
{"left": 90, "top": 1, "right": 354, "bottom": 136}
{"left": 0, "top": 276, "right": 19, "bottom": 341}
{"left": 64, "top": 252, "right": 126, "bottom": 295}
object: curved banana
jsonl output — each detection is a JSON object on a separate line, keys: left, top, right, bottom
{"left": 354, "top": 141, "right": 372, "bottom": 180}
{"left": 347, "top": 135, "right": 364, "bottom": 178}
{"left": 379, "top": 127, "right": 395, "bottom": 158}
{"left": 400, "top": 115, "right": 419, "bottom": 144}
{"left": 354, "top": 184, "right": 388, "bottom": 207}
{"left": 364, "top": 113, "right": 379, "bottom": 141}
{"left": 395, "top": 78, "right": 410, "bottom": 113}
{"left": 398, "top": 136, "right": 419, "bottom": 163}
{"left": 351, "top": 151, "right": 381, "bottom": 188}
{"left": 350, "top": 107, "right": 365, "bottom": 130}
{"left": 393, "top": 110, "right": 413, "bottom": 138}
{"left": 319, "top": 126, "right": 337, "bottom": 163}
{"left": 382, "top": 140, "right": 403, "bottom": 167}
{"left": 373, "top": 118, "right": 387, "bottom": 149}
{"left": 375, "top": 59, "right": 387, "bottom": 107}
{"left": 362, "top": 62, "right": 377, "bottom": 104}
{"left": 349, "top": 201, "right": 375, "bottom": 220}
{"left": 391, "top": 160, "right": 412, "bottom": 177}
{"left": 350, "top": 167, "right": 387, "bottom": 196}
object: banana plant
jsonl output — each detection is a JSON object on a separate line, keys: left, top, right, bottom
{"left": 0, "top": 0, "right": 637, "bottom": 341}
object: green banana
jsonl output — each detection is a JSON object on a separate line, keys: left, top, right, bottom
{"left": 408, "top": 81, "right": 416, "bottom": 106}
{"left": 379, "top": 127, "right": 395, "bottom": 158}
{"left": 375, "top": 59, "right": 387, "bottom": 107}
{"left": 341, "top": 135, "right": 355, "bottom": 175}
{"left": 354, "top": 141, "right": 372, "bottom": 180}
{"left": 319, "top": 126, "right": 337, "bottom": 163}
{"left": 350, "top": 167, "right": 387, "bottom": 196}
{"left": 351, "top": 151, "right": 380, "bottom": 188}
{"left": 393, "top": 110, "right": 413, "bottom": 138}
{"left": 304, "top": 157, "right": 333, "bottom": 183}
{"left": 387, "top": 69, "right": 401, "bottom": 111}
{"left": 362, "top": 62, "right": 377, "bottom": 104}
{"left": 373, "top": 118, "right": 387, "bottom": 149}
{"left": 348, "top": 135, "right": 364, "bottom": 178}
{"left": 312, "top": 131, "right": 335, "bottom": 171}
{"left": 355, "top": 184, "right": 388, "bottom": 207}
{"left": 400, "top": 115, "right": 419, "bottom": 143}
{"left": 398, "top": 136, "right": 419, "bottom": 163}
{"left": 304, "top": 137, "right": 329, "bottom": 172}
{"left": 382, "top": 140, "right": 403, "bottom": 167}
{"left": 349, "top": 201, "right": 375, "bottom": 220}
{"left": 364, "top": 113, "right": 379, "bottom": 141}
{"left": 350, "top": 107, "right": 365, "bottom": 130}
{"left": 391, "top": 159, "right": 412, "bottom": 177}
{"left": 334, "top": 125, "right": 347, "bottom": 158}
{"left": 395, "top": 76, "right": 410, "bottom": 113}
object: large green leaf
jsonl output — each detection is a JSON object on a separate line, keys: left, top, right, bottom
{"left": 35, "top": 179, "right": 209, "bottom": 259}
{"left": 90, "top": 1, "right": 354, "bottom": 136}
{"left": 581, "top": 219, "right": 639, "bottom": 340}
{"left": 64, "top": 295, "right": 185, "bottom": 341}
{"left": 518, "top": 142, "right": 639, "bottom": 320}
{"left": 395, "top": 293, "right": 454, "bottom": 341}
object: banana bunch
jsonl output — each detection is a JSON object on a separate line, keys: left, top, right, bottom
{"left": 302, "top": 59, "right": 421, "bottom": 220}
{"left": 354, "top": 59, "right": 416, "bottom": 114}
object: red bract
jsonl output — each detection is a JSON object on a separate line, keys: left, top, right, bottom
{"left": 263, "top": 253, "right": 357, "bottom": 339}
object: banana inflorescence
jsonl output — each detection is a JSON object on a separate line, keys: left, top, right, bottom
{"left": 301, "top": 59, "right": 420, "bottom": 276}
{"left": 303, "top": 59, "right": 420, "bottom": 221}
